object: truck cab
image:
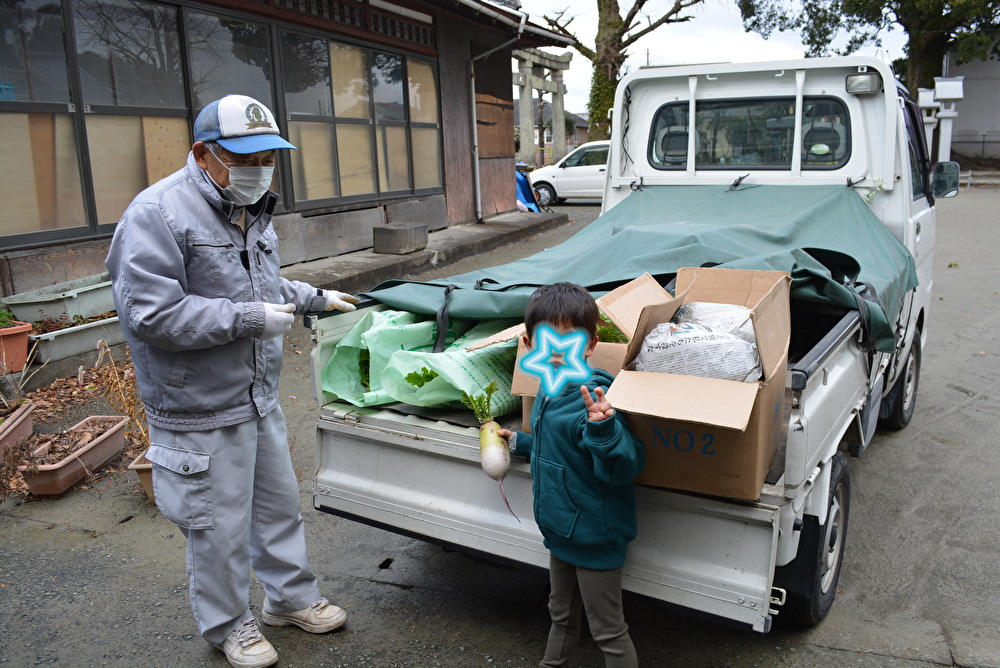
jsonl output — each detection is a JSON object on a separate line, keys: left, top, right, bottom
{"left": 603, "top": 56, "right": 957, "bottom": 427}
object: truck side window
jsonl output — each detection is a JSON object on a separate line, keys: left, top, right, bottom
{"left": 902, "top": 98, "right": 930, "bottom": 199}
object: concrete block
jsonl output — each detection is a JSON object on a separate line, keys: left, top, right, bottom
{"left": 373, "top": 223, "right": 429, "bottom": 255}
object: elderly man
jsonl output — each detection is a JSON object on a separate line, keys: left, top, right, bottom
{"left": 106, "top": 94, "right": 358, "bottom": 668}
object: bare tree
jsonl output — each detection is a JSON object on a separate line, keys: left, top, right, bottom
{"left": 542, "top": 0, "right": 706, "bottom": 140}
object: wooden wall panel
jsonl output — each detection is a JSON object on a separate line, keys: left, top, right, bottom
{"left": 476, "top": 93, "right": 514, "bottom": 160}
{"left": 437, "top": 12, "right": 475, "bottom": 225}
{"left": 478, "top": 157, "right": 516, "bottom": 217}
{"left": 2, "top": 240, "right": 111, "bottom": 295}
{"left": 386, "top": 195, "right": 447, "bottom": 231}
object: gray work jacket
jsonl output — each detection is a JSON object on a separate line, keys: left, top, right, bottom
{"left": 106, "top": 152, "right": 325, "bottom": 430}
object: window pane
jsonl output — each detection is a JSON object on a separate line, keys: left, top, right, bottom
{"left": 371, "top": 52, "right": 404, "bottom": 121}
{"left": 411, "top": 127, "right": 440, "bottom": 188}
{"left": 376, "top": 124, "right": 409, "bottom": 191}
{"left": 801, "top": 99, "right": 849, "bottom": 168}
{"left": 407, "top": 59, "right": 437, "bottom": 124}
{"left": 74, "top": 0, "right": 184, "bottom": 107}
{"left": 86, "top": 115, "right": 189, "bottom": 223}
{"left": 331, "top": 43, "right": 369, "bottom": 119}
{"left": 337, "top": 123, "right": 374, "bottom": 196}
{"left": 281, "top": 32, "right": 331, "bottom": 116}
{"left": 0, "top": 0, "right": 71, "bottom": 102}
{"left": 288, "top": 121, "right": 338, "bottom": 201}
{"left": 0, "top": 113, "right": 86, "bottom": 236}
{"left": 185, "top": 12, "right": 271, "bottom": 109}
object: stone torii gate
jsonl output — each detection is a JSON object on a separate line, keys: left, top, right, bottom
{"left": 513, "top": 48, "right": 572, "bottom": 166}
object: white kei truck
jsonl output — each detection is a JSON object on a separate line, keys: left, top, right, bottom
{"left": 309, "top": 56, "right": 961, "bottom": 633}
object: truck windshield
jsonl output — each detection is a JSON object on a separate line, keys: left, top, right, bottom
{"left": 648, "top": 97, "right": 850, "bottom": 170}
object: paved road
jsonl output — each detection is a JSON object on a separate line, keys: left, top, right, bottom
{"left": 1, "top": 192, "right": 999, "bottom": 667}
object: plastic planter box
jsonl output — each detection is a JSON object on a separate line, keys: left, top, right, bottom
{"left": 4, "top": 273, "right": 115, "bottom": 323}
{"left": 128, "top": 448, "right": 154, "bottom": 502}
{"left": 29, "top": 316, "right": 125, "bottom": 363}
{"left": 19, "top": 415, "right": 127, "bottom": 496}
{"left": 0, "top": 401, "right": 35, "bottom": 454}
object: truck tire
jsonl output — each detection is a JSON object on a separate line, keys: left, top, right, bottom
{"left": 534, "top": 183, "right": 558, "bottom": 207}
{"left": 880, "top": 335, "right": 920, "bottom": 430}
{"left": 774, "top": 452, "right": 850, "bottom": 626}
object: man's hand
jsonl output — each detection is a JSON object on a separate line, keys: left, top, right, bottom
{"left": 324, "top": 289, "right": 360, "bottom": 312}
{"left": 260, "top": 302, "right": 295, "bottom": 339}
{"left": 581, "top": 385, "right": 615, "bottom": 422}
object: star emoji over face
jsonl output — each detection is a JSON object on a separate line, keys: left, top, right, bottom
{"left": 519, "top": 324, "right": 591, "bottom": 396}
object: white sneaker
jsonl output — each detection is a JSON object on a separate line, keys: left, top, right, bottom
{"left": 261, "top": 597, "right": 347, "bottom": 633}
{"left": 219, "top": 617, "right": 278, "bottom": 668}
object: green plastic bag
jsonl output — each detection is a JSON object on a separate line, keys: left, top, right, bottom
{"left": 322, "top": 309, "right": 473, "bottom": 407}
{"left": 380, "top": 320, "right": 521, "bottom": 417}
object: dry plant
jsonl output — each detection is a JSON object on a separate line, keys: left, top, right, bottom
{"left": 0, "top": 340, "right": 47, "bottom": 414}
{"left": 89, "top": 339, "right": 148, "bottom": 454}
{"left": 0, "top": 435, "right": 36, "bottom": 497}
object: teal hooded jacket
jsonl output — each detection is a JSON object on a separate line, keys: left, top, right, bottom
{"left": 513, "top": 368, "right": 646, "bottom": 570}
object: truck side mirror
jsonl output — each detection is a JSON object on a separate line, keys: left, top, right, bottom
{"left": 932, "top": 161, "right": 961, "bottom": 199}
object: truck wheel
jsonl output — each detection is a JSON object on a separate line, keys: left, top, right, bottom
{"left": 774, "top": 452, "right": 850, "bottom": 626}
{"left": 534, "top": 183, "right": 557, "bottom": 207}
{"left": 880, "top": 335, "right": 920, "bottom": 430}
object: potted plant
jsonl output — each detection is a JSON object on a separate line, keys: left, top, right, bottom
{"left": 0, "top": 308, "right": 32, "bottom": 374}
{"left": 29, "top": 310, "right": 124, "bottom": 364}
{"left": 0, "top": 338, "right": 47, "bottom": 453}
{"left": 15, "top": 415, "right": 128, "bottom": 496}
{"left": 90, "top": 340, "right": 153, "bottom": 500}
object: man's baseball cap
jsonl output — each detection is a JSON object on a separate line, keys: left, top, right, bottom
{"left": 194, "top": 94, "right": 296, "bottom": 154}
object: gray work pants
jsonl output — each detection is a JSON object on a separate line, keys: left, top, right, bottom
{"left": 540, "top": 554, "right": 637, "bottom": 668}
{"left": 147, "top": 407, "right": 321, "bottom": 646}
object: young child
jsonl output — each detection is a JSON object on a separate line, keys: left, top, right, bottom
{"left": 498, "top": 282, "right": 645, "bottom": 668}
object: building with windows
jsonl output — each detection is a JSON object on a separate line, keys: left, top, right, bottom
{"left": 943, "top": 43, "right": 1000, "bottom": 161}
{"left": 0, "top": 0, "right": 569, "bottom": 295}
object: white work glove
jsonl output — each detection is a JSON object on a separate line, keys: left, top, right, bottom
{"left": 260, "top": 302, "right": 295, "bottom": 340}
{"left": 323, "top": 289, "right": 360, "bottom": 312}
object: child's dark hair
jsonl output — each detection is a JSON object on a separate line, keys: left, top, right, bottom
{"left": 524, "top": 282, "right": 599, "bottom": 342}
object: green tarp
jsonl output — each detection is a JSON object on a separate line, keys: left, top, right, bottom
{"left": 363, "top": 184, "right": 918, "bottom": 353}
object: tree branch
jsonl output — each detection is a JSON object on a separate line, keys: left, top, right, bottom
{"left": 622, "top": 0, "right": 701, "bottom": 48}
{"left": 543, "top": 9, "right": 597, "bottom": 62}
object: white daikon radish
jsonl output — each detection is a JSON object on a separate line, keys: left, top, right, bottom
{"left": 462, "top": 383, "right": 518, "bottom": 522}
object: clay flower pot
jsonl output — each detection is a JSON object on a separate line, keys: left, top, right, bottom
{"left": 0, "top": 320, "right": 32, "bottom": 374}
{"left": 18, "top": 415, "right": 127, "bottom": 496}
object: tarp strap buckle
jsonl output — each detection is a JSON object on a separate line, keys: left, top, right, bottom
{"left": 433, "top": 284, "right": 458, "bottom": 353}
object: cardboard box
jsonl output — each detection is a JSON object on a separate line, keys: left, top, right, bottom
{"left": 602, "top": 268, "right": 791, "bottom": 500}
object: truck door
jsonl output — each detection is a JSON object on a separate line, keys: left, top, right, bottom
{"left": 902, "top": 97, "right": 936, "bottom": 282}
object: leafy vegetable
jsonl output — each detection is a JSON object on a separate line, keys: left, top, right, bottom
{"left": 461, "top": 381, "right": 499, "bottom": 424}
{"left": 597, "top": 312, "right": 628, "bottom": 343}
{"left": 405, "top": 367, "right": 439, "bottom": 388}
{"left": 359, "top": 349, "right": 371, "bottom": 391}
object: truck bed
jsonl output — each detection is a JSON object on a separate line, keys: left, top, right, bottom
{"left": 309, "top": 305, "right": 869, "bottom": 633}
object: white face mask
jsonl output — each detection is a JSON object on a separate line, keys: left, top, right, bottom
{"left": 206, "top": 147, "right": 274, "bottom": 207}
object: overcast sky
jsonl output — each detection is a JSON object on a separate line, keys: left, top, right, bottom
{"left": 515, "top": 0, "right": 908, "bottom": 113}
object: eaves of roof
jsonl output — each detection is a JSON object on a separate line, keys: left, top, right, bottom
{"left": 448, "top": 0, "right": 574, "bottom": 49}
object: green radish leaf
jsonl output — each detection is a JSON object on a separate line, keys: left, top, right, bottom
{"left": 460, "top": 381, "right": 499, "bottom": 424}
{"left": 405, "top": 367, "right": 439, "bottom": 388}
